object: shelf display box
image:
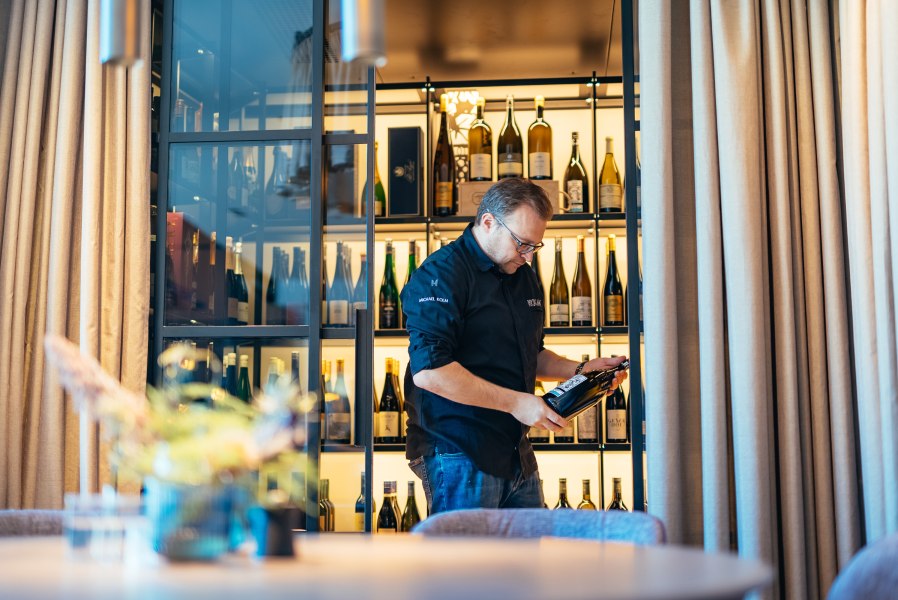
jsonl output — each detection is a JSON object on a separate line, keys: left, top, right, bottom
{"left": 387, "top": 127, "right": 424, "bottom": 216}
{"left": 458, "top": 180, "right": 561, "bottom": 217}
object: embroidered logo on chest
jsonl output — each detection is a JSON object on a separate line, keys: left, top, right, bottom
{"left": 527, "top": 298, "right": 542, "bottom": 308}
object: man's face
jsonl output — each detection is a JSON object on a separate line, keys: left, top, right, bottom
{"left": 479, "top": 205, "right": 548, "bottom": 274}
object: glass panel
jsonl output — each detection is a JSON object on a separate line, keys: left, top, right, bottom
{"left": 323, "top": 0, "right": 370, "bottom": 134}
{"left": 172, "top": 0, "right": 315, "bottom": 132}
{"left": 165, "top": 142, "right": 311, "bottom": 326}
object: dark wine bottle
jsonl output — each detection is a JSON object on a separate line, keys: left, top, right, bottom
{"left": 286, "top": 247, "right": 302, "bottom": 325}
{"left": 379, "top": 240, "right": 400, "bottom": 329}
{"left": 352, "top": 252, "right": 368, "bottom": 321}
{"left": 298, "top": 248, "right": 310, "bottom": 326}
{"left": 325, "top": 358, "right": 352, "bottom": 444}
{"left": 400, "top": 241, "right": 417, "bottom": 328}
{"left": 564, "top": 132, "right": 589, "bottom": 213}
{"left": 541, "top": 359, "right": 630, "bottom": 420}
{"left": 605, "top": 384, "right": 628, "bottom": 443}
{"left": 237, "top": 354, "right": 252, "bottom": 403}
{"left": 376, "top": 358, "right": 401, "bottom": 443}
{"left": 553, "top": 478, "right": 572, "bottom": 509}
{"left": 433, "top": 94, "right": 456, "bottom": 217}
{"left": 527, "top": 95, "right": 552, "bottom": 180}
{"left": 225, "top": 236, "right": 237, "bottom": 325}
{"left": 319, "top": 478, "right": 334, "bottom": 531}
{"left": 225, "top": 352, "right": 238, "bottom": 398}
{"left": 603, "top": 234, "right": 624, "bottom": 326}
{"left": 468, "top": 97, "right": 492, "bottom": 181}
{"left": 354, "top": 472, "right": 367, "bottom": 532}
{"left": 497, "top": 95, "right": 523, "bottom": 179}
{"left": 377, "top": 481, "right": 399, "bottom": 533}
{"left": 606, "top": 477, "right": 629, "bottom": 511}
{"left": 328, "top": 241, "right": 352, "bottom": 327}
{"left": 577, "top": 479, "right": 597, "bottom": 510}
{"left": 234, "top": 241, "right": 249, "bottom": 325}
{"left": 549, "top": 237, "right": 569, "bottom": 327}
{"left": 266, "top": 247, "right": 283, "bottom": 325}
{"left": 571, "top": 235, "right": 593, "bottom": 326}
{"left": 321, "top": 254, "right": 329, "bottom": 326}
{"left": 206, "top": 232, "right": 217, "bottom": 322}
{"left": 400, "top": 481, "right": 421, "bottom": 532}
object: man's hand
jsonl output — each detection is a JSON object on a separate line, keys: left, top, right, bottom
{"left": 510, "top": 393, "right": 568, "bottom": 432}
{"left": 584, "top": 355, "right": 629, "bottom": 394}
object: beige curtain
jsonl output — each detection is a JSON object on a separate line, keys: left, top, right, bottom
{"left": 640, "top": 0, "right": 876, "bottom": 598}
{"left": 838, "top": 0, "right": 898, "bottom": 543}
{"left": 0, "top": 0, "right": 150, "bottom": 509}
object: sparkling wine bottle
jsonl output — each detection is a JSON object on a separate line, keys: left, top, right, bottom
{"left": 541, "top": 360, "right": 629, "bottom": 420}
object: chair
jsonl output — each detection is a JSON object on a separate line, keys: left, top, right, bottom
{"left": 828, "top": 532, "right": 898, "bottom": 599}
{"left": 0, "top": 510, "right": 64, "bottom": 536}
{"left": 411, "top": 508, "right": 666, "bottom": 545}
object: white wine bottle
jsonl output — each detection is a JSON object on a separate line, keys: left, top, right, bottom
{"left": 433, "top": 94, "right": 456, "bottom": 217}
{"left": 527, "top": 95, "right": 552, "bottom": 180}
{"left": 549, "top": 237, "right": 569, "bottom": 327}
{"left": 603, "top": 234, "right": 624, "bottom": 326}
{"left": 325, "top": 358, "right": 352, "bottom": 444}
{"left": 376, "top": 359, "right": 401, "bottom": 443}
{"left": 570, "top": 235, "right": 592, "bottom": 326}
{"left": 553, "top": 478, "right": 572, "bottom": 509}
{"left": 599, "top": 137, "right": 623, "bottom": 212}
{"left": 497, "top": 95, "right": 523, "bottom": 179}
{"left": 468, "top": 97, "right": 492, "bottom": 181}
{"left": 564, "top": 132, "right": 589, "bottom": 212}
{"left": 577, "top": 479, "right": 598, "bottom": 510}
{"left": 328, "top": 241, "right": 351, "bottom": 326}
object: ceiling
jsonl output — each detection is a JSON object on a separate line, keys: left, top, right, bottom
{"left": 376, "top": 0, "right": 623, "bottom": 85}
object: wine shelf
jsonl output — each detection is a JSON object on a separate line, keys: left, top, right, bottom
{"left": 369, "top": 443, "right": 629, "bottom": 453}
{"left": 321, "top": 444, "right": 366, "bottom": 453}
{"left": 161, "top": 324, "right": 311, "bottom": 339}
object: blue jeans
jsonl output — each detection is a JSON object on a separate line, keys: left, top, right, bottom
{"left": 408, "top": 451, "right": 544, "bottom": 515}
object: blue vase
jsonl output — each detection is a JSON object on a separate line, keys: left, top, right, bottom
{"left": 145, "top": 478, "right": 234, "bottom": 561}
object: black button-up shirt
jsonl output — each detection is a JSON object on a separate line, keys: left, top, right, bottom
{"left": 401, "top": 224, "right": 545, "bottom": 480}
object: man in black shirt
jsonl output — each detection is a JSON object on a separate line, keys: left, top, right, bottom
{"left": 402, "top": 178, "right": 628, "bottom": 514}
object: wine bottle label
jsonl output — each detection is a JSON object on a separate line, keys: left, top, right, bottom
{"left": 237, "top": 301, "right": 249, "bottom": 324}
{"left": 577, "top": 407, "right": 598, "bottom": 441}
{"left": 378, "top": 412, "right": 400, "bottom": 437}
{"left": 544, "top": 374, "right": 587, "bottom": 398}
{"left": 549, "top": 303, "right": 569, "bottom": 324}
{"left": 354, "top": 511, "right": 365, "bottom": 532}
{"left": 470, "top": 154, "right": 491, "bottom": 179}
{"left": 604, "top": 295, "right": 623, "bottom": 323}
{"left": 557, "top": 423, "right": 574, "bottom": 438}
{"left": 566, "top": 180, "right": 584, "bottom": 212}
{"left": 228, "top": 297, "right": 238, "bottom": 319}
{"left": 529, "top": 426, "right": 549, "bottom": 441}
{"left": 529, "top": 152, "right": 551, "bottom": 178}
{"left": 328, "top": 300, "right": 349, "bottom": 325}
{"left": 326, "top": 412, "right": 351, "bottom": 441}
{"left": 607, "top": 409, "right": 627, "bottom": 441}
{"left": 571, "top": 297, "right": 592, "bottom": 322}
{"left": 600, "top": 184, "right": 623, "bottom": 210}
{"left": 497, "top": 155, "right": 523, "bottom": 177}
{"left": 435, "top": 182, "right": 453, "bottom": 209}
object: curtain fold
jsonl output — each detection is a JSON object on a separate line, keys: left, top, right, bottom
{"left": 641, "top": 0, "right": 868, "bottom": 597}
{"left": 0, "top": 0, "right": 150, "bottom": 508}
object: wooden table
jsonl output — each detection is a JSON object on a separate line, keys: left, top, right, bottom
{"left": 0, "top": 534, "right": 772, "bottom": 599}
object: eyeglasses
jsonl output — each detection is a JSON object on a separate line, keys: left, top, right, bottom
{"left": 493, "top": 215, "right": 545, "bottom": 255}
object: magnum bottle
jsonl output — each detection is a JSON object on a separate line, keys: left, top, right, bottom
{"left": 497, "top": 95, "right": 523, "bottom": 179}
{"left": 325, "top": 358, "right": 352, "bottom": 444}
{"left": 400, "top": 481, "right": 421, "bottom": 532}
{"left": 541, "top": 359, "right": 630, "bottom": 420}
{"left": 571, "top": 235, "right": 592, "bottom": 326}
{"left": 577, "top": 479, "right": 597, "bottom": 510}
{"left": 377, "top": 481, "right": 399, "bottom": 533}
{"left": 433, "top": 94, "right": 455, "bottom": 217}
{"left": 599, "top": 137, "right": 623, "bottom": 212}
{"left": 606, "top": 477, "right": 629, "bottom": 511}
{"left": 564, "top": 132, "right": 589, "bottom": 213}
{"left": 605, "top": 384, "right": 628, "bottom": 443}
{"left": 379, "top": 240, "right": 400, "bottom": 329}
{"left": 376, "top": 358, "right": 401, "bottom": 443}
{"left": 553, "top": 478, "right": 572, "bottom": 509}
{"left": 527, "top": 95, "right": 552, "bottom": 180}
{"left": 603, "top": 234, "right": 624, "bottom": 326}
{"left": 328, "top": 241, "right": 352, "bottom": 327}
{"left": 400, "top": 241, "right": 417, "bottom": 328}
{"left": 468, "top": 97, "right": 492, "bottom": 181}
{"left": 233, "top": 241, "right": 249, "bottom": 325}
{"left": 549, "top": 237, "right": 569, "bottom": 327}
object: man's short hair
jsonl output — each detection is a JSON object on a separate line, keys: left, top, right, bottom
{"left": 475, "top": 178, "right": 554, "bottom": 224}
